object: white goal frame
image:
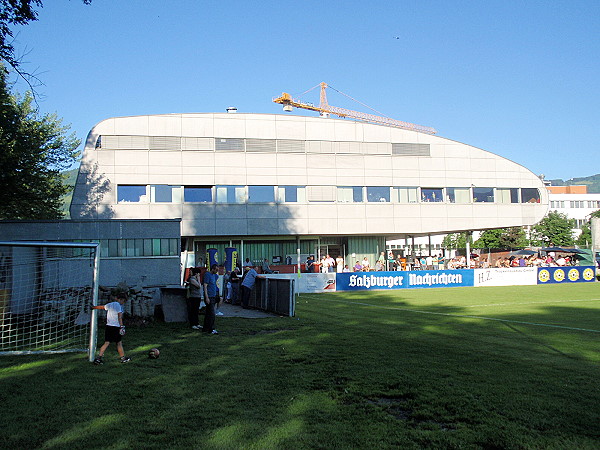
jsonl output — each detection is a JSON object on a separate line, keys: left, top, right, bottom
{"left": 0, "top": 241, "right": 100, "bottom": 361}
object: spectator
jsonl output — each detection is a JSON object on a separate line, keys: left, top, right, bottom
{"left": 306, "top": 255, "right": 315, "bottom": 273}
{"left": 354, "top": 261, "right": 362, "bottom": 272}
{"left": 325, "top": 254, "right": 335, "bottom": 273}
{"left": 241, "top": 266, "right": 259, "bottom": 309}
{"left": 336, "top": 255, "right": 344, "bottom": 273}
{"left": 186, "top": 268, "right": 203, "bottom": 330}
{"left": 262, "top": 258, "right": 274, "bottom": 274}
{"left": 229, "top": 266, "right": 241, "bottom": 305}
{"left": 202, "top": 264, "right": 219, "bottom": 334}
{"left": 361, "top": 257, "right": 370, "bottom": 271}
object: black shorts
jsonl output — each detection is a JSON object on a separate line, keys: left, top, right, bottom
{"left": 104, "top": 325, "right": 122, "bottom": 343}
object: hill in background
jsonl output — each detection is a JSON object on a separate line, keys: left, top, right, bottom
{"left": 548, "top": 174, "right": 600, "bottom": 193}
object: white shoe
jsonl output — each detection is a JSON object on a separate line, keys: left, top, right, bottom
{"left": 211, "top": 330, "right": 219, "bottom": 334}
{"left": 191, "top": 325, "right": 201, "bottom": 330}
{"left": 216, "top": 311, "right": 224, "bottom": 316}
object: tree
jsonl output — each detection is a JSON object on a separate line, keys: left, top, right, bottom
{"left": 574, "top": 209, "right": 600, "bottom": 247}
{"left": 442, "top": 232, "right": 473, "bottom": 249}
{"left": 575, "top": 221, "right": 591, "bottom": 247}
{"left": 473, "top": 227, "right": 528, "bottom": 249}
{"left": 530, "top": 211, "right": 575, "bottom": 247}
{"left": 0, "top": 68, "right": 80, "bottom": 219}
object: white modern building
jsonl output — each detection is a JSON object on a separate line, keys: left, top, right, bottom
{"left": 69, "top": 112, "right": 549, "bottom": 271}
{"left": 547, "top": 186, "right": 600, "bottom": 237}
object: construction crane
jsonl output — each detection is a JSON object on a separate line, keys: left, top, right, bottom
{"left": 273, "top": 82, "right": 437, "bottom": 135}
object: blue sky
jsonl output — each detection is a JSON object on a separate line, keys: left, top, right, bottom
{"left": 9, "top": 0, "right": 600, "bottom": 180}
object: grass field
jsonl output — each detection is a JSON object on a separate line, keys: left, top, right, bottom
{"left": 1, "top": 283, "right": 599, "bottom": 449}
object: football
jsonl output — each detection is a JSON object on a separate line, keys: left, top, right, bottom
{"left": 148, "top": 348, "right": 160, "bottom": 359}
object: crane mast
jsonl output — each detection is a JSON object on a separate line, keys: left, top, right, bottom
{"left": 273, "top": 82, "right": 437, "bottom": 135}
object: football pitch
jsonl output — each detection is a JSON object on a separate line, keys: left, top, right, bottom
{"left": 1, "top": 283, "right": 599, "bottom": 448}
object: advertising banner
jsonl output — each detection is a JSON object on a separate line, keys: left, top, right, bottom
{"left": 473, "top": 268, "right": 537, "bottom": 287}
{"left": 336, "top": 270, "right": 474, "bottom": 291}
{"left": 406, "top": 270, "right": 473, "bottom": 289}
{"left": 537, "top": 266, "right": 596, "bottom": 284}
{"left": 263, "top": 273, "right": 337, "bottom": 293}
{"left": 224, "top": 247, "right": 237, "bottom": 272}
{"left": 336, "top": 272, "right": 406, "bottom": 291}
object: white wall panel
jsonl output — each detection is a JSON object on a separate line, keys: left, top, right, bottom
{"left": 113, "top": 116, "right": 149, "bottom": 136}
{"left": 214, "top": 116, "right": 246, "bottom": 138}
{"left": 115, "top": 150, "right": 149, "bottom": 166}
{"left": 181, "top": 115, "right": 214, "bottom": 137}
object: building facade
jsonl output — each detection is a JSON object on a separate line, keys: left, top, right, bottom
{"left": 0, "top": 219, "right": 181, "bottom": 287}
{"left": 69, "top": 112, "right": 548, "bottom": 271}
{"left": 547, "top": 185, "right": 600, "bottom": 237}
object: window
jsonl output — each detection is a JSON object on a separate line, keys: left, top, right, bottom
{"left": 216, "top": 185, "right": 245, "bottom": 203}
{"left": 184, "top": 186, "right": 212, "bottom": 203}
{"left": 151, "top": 185, "right": 181, "bottom": 203}
{"left": 473, "top": 187, "right": 494, "bottom": 203}
{"left": 248, "top": 186, "right": 275, "bottom": 203}
{"left": 337, "top": 186, "right": 363, "bottom": 203}
{"left": 446, "top": 187, "right": 470, "bottom": 204}
{"left": 421, "top": 188, "right": 443, "bottom": 203}
{"left": 497, "top": 188, "right": 519, "bottom": 204}
{"left": 367, "top": 186, "right": 390, "bottom": 202}
{"left": 394, "top": 187, "right": 418, "bottom": 203}
{"left": 117, "top": 185, "right": 147, "bottom": 203}
{"left": 278, "top": 186, "right": 306, "bottom": 203}
{"left": 521, "top": 188, "right": 540, "bottom": 203}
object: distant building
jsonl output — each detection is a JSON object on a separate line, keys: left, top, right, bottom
{"left": 547, "top": 185, "right": 600, "bottom": 235}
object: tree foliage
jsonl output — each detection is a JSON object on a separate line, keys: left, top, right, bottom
{"left": 442, "top": 232, "right": 473, "bottom": 249}
{"left": 473, "top": 227, "right": 528, "bottom": 249}
{"left": 530, "top": 211, "right": 575, "bottom": 247}
{"left": 0, "top": 68, "right": 80, "bottom": 219}
{"left": 575, "top": 221, "right": 591, "bottom": 247}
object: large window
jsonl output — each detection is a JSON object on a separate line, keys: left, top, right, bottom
{"left": 151, "top": 185, "right": 181, "bottom": 203}
{"left": 117, "top": 185, "right": 147, "bottom": 203}
{"left": 521, "top": 188, "right": 540, "bottom": 203}
{"left": 277, "top": 186, "right": 306, "bottom": 203}
{"left": 184, "top": 186, "right": 212, "bottom": 202}
{"left": 216, "top": 185, "right": 246, "bottom": 203}
{"left": 445, "top": 187, "right": 469, "bottom": 203}
{"left": 421, "top": 188, "right": 443, "bottom": 203}
{"left": 394, "top": 187, "right": 418, "bottom": 203}
{"left": 337, "top": 186, "right": 363, "bottom": 203}
{"left": 248, "top": 186, "right": 275, "bottom": 203}
{"left": 367, "top": 186, "right": 390, "bottom": 202}
{"left": 473, "top": 187, "right": 494, "bottom": 203}
{"left": 497, "top": 188, "right": 519, "bottom": 204}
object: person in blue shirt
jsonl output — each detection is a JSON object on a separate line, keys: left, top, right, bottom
{"left": 202, "top": 264, "right": 219, "bottom": 334}
{"left": 241, "top": 266, "right": 259, "bottom": 309}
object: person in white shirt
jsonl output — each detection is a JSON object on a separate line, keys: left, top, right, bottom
{"left": 92, "top": 292, "right": 130, "bottom": 364}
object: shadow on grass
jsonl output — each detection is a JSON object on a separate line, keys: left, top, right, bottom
{"left": 0, "top": 283, "right": 599, "bottom": 448}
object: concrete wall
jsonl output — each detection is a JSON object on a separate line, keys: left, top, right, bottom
{"left": 0, "top": 219, "right": 181, "bottom": 287}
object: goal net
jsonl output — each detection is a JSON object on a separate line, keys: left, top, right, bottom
{"left": 0, "top": 241, "right": 99, "bottom": 359}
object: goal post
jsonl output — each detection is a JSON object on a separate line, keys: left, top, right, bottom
{"left": 0, "top": 241, "right": 100, "bottom": 361}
